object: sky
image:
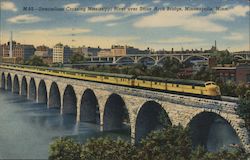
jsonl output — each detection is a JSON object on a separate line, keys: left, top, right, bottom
{"left": 0, "top": 0, "right": 249, "bottom": 51}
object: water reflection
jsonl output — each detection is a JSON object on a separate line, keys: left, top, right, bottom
{"left": 0, "top": 89, "right": 130, "bottom": 159}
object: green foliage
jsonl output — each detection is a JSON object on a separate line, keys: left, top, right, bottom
{"left": 191, "top": 67, "right": 214, "bottom": 81}
{"left": 214, "top": 51, "right": 234, "bottom": 65}
{"left": 81, "top": 137, "right": 136, "bottom": 160}
{"left": 49, "top": 137, "right": 81, "bottom": 160}
{"left": 49, "top": 125, "right": 249, "bottom": 160}
{"left": 217, "top": 81, "right": 237, "bottom": 97}
{"left": 25, "top": 55, "right": 47, "bottom": 66}
{"left": 191, "top": 146, "right": 248, "bottom": 160}
{"left": 135, "top": 125, "right": 192, "bottom": 160}
{"left": 84, "top": 58, "right": 182, "bottom": 78}
{"left": 236, "top": 84, "right": 249, "bottom": 98}
{"left": 237, "top": 95, "right": 250, "bottom": 130}
{"left": 70, "top": 53, "right": 85, "bottom": 64}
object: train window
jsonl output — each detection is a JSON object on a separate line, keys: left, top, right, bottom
{"left": 155, "top": 82, "right": 157, "bottom": 85}
{"left": 192, "top": 86, "right": 195, "bottom": 89}
{"left": 177, "top": 84, "right": 179, "bottom": 87}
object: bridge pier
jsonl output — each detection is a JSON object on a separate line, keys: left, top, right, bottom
{"left": 0, "top": 68, "right": 249, "bottom": 152}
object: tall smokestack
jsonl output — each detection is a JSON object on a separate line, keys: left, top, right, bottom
{"left": 9, "top": 31, "right": 13, "bottom": 58}
{"left": 215, "top": 40, "right": 217, "bottom": 50}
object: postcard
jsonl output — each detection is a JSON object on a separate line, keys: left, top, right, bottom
{"left": 0, "top": 0, "right": 249, "bottom": 159}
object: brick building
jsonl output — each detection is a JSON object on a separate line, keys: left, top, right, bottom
{"left": 0, "top": 41, "right": 35, "bottom": 63}
{"left": 212, "top": 64, "right": 250, "bottom": 84}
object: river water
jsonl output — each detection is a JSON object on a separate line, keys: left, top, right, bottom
{"left": 0, "top": 89, "right": 128, "bottom": 159}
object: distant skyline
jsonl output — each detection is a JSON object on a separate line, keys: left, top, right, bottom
{"left": 0, "top": 0, "right": 249, "bottom": 51}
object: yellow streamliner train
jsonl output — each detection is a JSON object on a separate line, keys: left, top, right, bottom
{"left": 0, "top": 64, "right": 221, "bottom": 100}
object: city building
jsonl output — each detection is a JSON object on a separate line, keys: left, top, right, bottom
{"left": 212, "top": 64, "right": 250, "bottom": 85}
{"left": 52, "top": 43, "right": 71, "bottom": 63}
{"left": 97, "top": 45, "right": 150, "bottom": 57}
{"left": 35, "top": 45, "right": 52, "bottom": 57}
{"left": 71, "top": 46, "right": 87, "bottom": 56}
{"left": 98, "top": 49, "right": 112, "bottom": 57}
{"left": 82, "top": 46, "right": 101, "bottom": 57}
{"left": 0, "top": 41, "right": 35, "bottom": 63}
{"left": 111, "top": 45, "right": 126, "bottom": 56}
{"left": 35, "top": 45, "right": 53, "bottom": 64}
{"left": 126, "top": 45, "right": 150, "bottom": 54}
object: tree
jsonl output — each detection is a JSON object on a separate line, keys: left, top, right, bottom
{"left": 192, "top": 67, "right": 213, "bottom": 81}
{"left": 214, "top": 50, "right": 234, "bottom": 65}
{"left": 69, "top": 53, "right": 85, "bottom": 64}
{"left": 81, "top": 137, "right": 136, "bottom": 160}
{"left": 190, "top": 146, "right": 248, "bottom": 160}
{"left": 235, "top": 84, "right": 249, "bottom": 98}
{"left": 218, "top": 81, "right": 237, "bottom": 97}
{"left": 135, "top": 125, "right": 192, "bottom": 160}
{"left": 49, "top": 137, "right": 81, "bottom": 160}
{"left": 161, "top": 58, "right": 181, "bottom": 78}
{"left": 237, "top": 95, "right": 250, "bottom": 130}
{"left": 25, "top": 55, "right": 47, "bottom": 66}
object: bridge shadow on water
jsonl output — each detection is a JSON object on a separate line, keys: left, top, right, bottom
{"left": 1, "top": 89, "right": 131, "bottom": 144}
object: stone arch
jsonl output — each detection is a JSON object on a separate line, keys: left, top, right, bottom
{"left": 80, "top": 88, "right": 100, "bottom": 123}
{"left": 188, "top": 111, "right": 241, "bottom": 152}
{"left": 103, "top": 93, "right": 130, "bottom": 131}
{"left": 1, "top": 72, "right": 5, "bottom": 89}
{"left": 135, "top": 101, "right": 171, "bottom": 143}
{"left": 137, "top": 56, "right": 156, "bottom": 65}
{"left": 6, "top": 73, "right": 12, "bottom": 91}
{"left": 157, "top": 56, "right": 181, "bottom": 64}
{"left": 183, "top": 55, "right": 208, "bottom": 63}
{"left": 13, "top": 75, "right": 19, "bottom": 94}
{"left": 48, "top": 82, "right": 61, "bottom": 109}
{"left": 62, "top": 85, "right": 77, "bottom": 115}
{"left": 29, "top": 78, "right": 36, "bottom": 101}
{"left": 233, "top": 55, "right": 245, "bottom": 60}
{"left": 115, "top": 56, "right": 135, "bottom": 64}
{"left": 21, "top": 76, "right": 28, "bottom": 96}
{"left": 38, "top": 80, "right": 47, "bottom": 104}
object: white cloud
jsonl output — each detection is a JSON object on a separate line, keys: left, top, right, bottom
{"left": 155, "top": 37, "right": 203, "bottom": 44}
{"left": 7, "top": 14, "right": 45, "bottom": 24}
{"left": 94, "top": 4, "right": 103, "bottom": 8}
{"left": 223, "top": 32, "right": 244, "bottom": 40}
{"left": 153, "top": 0, "right": 161, "bottom": 4}
{"left": 20, "top": 28, "right": 91, "bottom": 35}
{"left": 87, "top": 15, "right": 122, "bottom": 23}
{"left": 208, "top": 5, "right": 249, "bottom": 21}
{"left": 1, "top": 1, "right": 17, "bottom": 11}
{"left": 133, "top": 10, "right": 227, "bottom": 32}
{"left": 63, "top": 3, "right": 80, "bottom": 9}
{"left": 106, "top": 23, "right": 117, "bottom": 27}
{"left": 116, "top": 3, "right": 126, "bottom": 8}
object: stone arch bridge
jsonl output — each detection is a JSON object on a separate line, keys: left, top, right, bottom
{"left": 0, "top": 68, "right": 249, "bottom": 152}
{"left": 87, "top": 52, "right": 250, "bottom": 65}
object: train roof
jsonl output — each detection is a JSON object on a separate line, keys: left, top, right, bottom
{"left": 50, "top": 67, "right": 135, "bottom": 78}
{"left": 3, "top": 64, "right": 206, "bottom": 86}
{"left": 137, "top": 76, "right": 205, "bottom": 86}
